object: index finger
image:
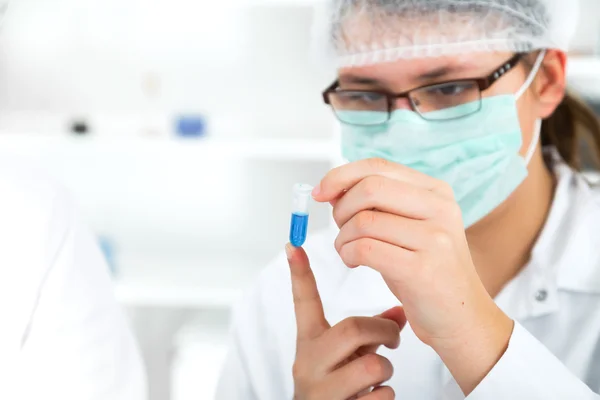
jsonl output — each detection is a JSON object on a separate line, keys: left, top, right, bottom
{"left": 286, "top": 244, "right": 330, "bottom": 341}
{"left": 313, "top": 158, "right": 452, "bottom": 203}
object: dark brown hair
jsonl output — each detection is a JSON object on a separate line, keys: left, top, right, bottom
{"left": 541, "top": 92, "right": 600, "bottom": 170}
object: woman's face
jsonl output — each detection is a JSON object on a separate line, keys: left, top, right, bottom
{"left": 337, "top": 51, "right": 565, "bottom": 160}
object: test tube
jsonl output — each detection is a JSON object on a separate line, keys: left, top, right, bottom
{"left": 290, "top": 183, "right": 313, "bottom": 247}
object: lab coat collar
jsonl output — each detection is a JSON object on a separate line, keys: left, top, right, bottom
{"left": 497, "top": 149, "right": 600, "bottom": 321}
{"left": 549, "top": 172, "right": 600, "bottom": 294}
{"left": 532, "top": 150, "right": 600, "bottom": 296}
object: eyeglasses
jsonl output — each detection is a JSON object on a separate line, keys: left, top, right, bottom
{"left": 322, "top": 53, "right": 524, "bottom": 126}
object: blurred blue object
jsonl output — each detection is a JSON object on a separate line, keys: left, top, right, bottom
{"left": 175, "top": 115, "right": 207, "bottom": 138}
{"left": 98, "top": 235, "right": 118, "bottom": 276}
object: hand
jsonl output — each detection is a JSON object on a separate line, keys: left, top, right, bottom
{"left": 287, "top": 244, "right": 406, "bottom": 400}
{"left": 313, "top": 158, "right": 514, "bottom": 394}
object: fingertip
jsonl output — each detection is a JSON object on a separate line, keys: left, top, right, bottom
{"left": 372, "top": 386, "right": 395, "bottom": 396}
{"left": 383, "top": 341, "right": 399, "bottom": 351}
{"left": 286, "top": 243, "right": 304, "bottom": 260}
{"left": 343, "top": 262, "right": 360, "bottom": 269}
{"left": 286, "top": 244, "right": 310, "bottom": 268}
{"left": 380, "top": 306, "right": 408, "bottom": 330}
{"left": 382, "top": 329, "right": 402, "bottom": 350}
{"left": 311, "top": 193, "right": 328, "bottom": 203}
{"left": 311, "top": 182, "right": 336, "bottom": 203}
{"left": 285, "top": 243, "right": 302, "bottom": 262}
{"left": 311, "top": 183, "right": 321, "bottom": 198}
{"left": 285, "top": 243, "right": 294, "bottom": 261}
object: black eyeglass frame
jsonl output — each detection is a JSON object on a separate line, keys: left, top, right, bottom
{"left": 322, "top": 53, "right": 524, "bottom": 123}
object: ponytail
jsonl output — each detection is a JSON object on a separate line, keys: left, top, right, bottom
{"left": 541, "top": 92, "right": 600, "bottom": 171}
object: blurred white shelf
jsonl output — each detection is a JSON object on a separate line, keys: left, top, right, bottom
{"left": 0, "top": 134, "right": 337, "bottom": 162}
{"left": 113, "top": 254, "right": 264, "bottom": 308}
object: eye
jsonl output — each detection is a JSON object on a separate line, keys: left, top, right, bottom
{"left": 426, "top": 82, "right": 473, "bottom": 96}
{"left": 339, "top": 91, "right": 386, "bottom": 103}
{"left": 412, "top": 81, "right": 480, "bottom": 113}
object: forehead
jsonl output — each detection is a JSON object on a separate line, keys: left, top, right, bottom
{"left": 337, "top": 52, "right": 515, "bottom": 88}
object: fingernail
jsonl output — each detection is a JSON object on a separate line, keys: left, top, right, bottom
{"left": 285, "top": 243, "right": 293, "bottom": 260}
{"left": 312, "top": 184, "right": 321, "bottom": 198}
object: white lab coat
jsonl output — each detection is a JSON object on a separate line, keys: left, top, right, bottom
{"left": 0, "top": 159, "right": 147, "bottom": 400}
{"left": 218, "top": 152, "right": 600, "bottom": 399}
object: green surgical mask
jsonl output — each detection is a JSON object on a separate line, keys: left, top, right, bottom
{"left": 340, "top": 53, "right": 545, "bottom": 228}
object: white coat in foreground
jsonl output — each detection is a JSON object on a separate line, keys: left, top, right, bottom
{"left": 218, "top": 154, "right": 600, "bottom": 399}
{"left": 0, "top": 159, "right": 147, "bottom": 400}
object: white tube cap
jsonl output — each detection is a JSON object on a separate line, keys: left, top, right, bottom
{"left": 292, "top": 183, "right": 313, "bottom": 215}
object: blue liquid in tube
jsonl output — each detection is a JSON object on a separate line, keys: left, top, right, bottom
{"left": 290, "top": 184, "right": 313, "bottom": 248}
{"left": 290, "top": 212, "right": 309, "bottom": 247}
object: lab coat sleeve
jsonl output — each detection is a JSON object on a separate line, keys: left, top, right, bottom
{"left": 13, "top": 194, "right": 148, "bottom": 400}
{"left": 444, "top": 322, "right": 599, "bottom": 400}
{"left": 216, "top": 255, "right": 295, "bottom": 400}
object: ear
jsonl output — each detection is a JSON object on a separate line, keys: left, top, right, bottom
{"left": 534, "top": 50, "right": 567, "bottom": 119}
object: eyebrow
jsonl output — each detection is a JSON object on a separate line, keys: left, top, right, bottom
{"left": 339, "top": 76, "right": 385, "bottom": 87}
{"left": 339, "top": 64, "right": 468, "bottom": 89}
{"left": 417, "top": 66, "right": 463, "bottom": 82}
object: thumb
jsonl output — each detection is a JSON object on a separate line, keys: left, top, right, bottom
{"left": 287, "top": 244, "right": 330, "bottom": 340}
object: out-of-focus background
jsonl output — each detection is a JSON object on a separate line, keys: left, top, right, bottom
{"left": 0, "top": 1, "right": 599, "bottom": 399}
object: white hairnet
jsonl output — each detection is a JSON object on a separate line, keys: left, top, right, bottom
{"left": 312, "top": 0, "right": 580, "bottom": 67}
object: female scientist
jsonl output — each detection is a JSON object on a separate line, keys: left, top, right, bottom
{"left": 218, "top": 0, "right": 600, "bottom": 399}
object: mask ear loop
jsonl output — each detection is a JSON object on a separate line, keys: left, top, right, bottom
{"left": 525, "top": 119, "right": 542, "bottom": 164}
{"left": 516, "top": 50, "right": 547, "bottom": 165}
{"left": 516, "top": 50, "right": 547, "bottom": 100}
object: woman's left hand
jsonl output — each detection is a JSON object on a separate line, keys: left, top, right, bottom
{"left": 313, "top": 158, "right": 514, "bottom": 395}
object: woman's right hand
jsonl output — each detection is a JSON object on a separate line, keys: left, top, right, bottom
{"left": 286, "top": 244, "right": 406, "bottom": 400}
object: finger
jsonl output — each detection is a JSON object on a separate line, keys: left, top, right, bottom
{"left": 318, "top": 354, "right": 394, "bottom": 400}
{"left": 316, "top": 317, "right": 400, "bottom": 372}
{"left": 332, "top": 175, "right": 457, "bottom": 228}
{"left": 313, "top": 158, "right": 453, "bottom": 203}
{"left": 334, "top": 210, "right": 434, "bottom": 253}
{"left": 339, "top": 238, "right": 418, "bottom": 280}
{"left": 360, "top": 307, "right": 408, "bottom": 355}
{"left": 287, "top": 244, "right": 330, "bottom": 341}
{"left": 380, "top": 307, "right": 407, "bottom": 332}
{"left": 359, "top": 386, "right": 395, "bottom": 399}
{"left": 329, "top": 192, "right": 345, "bottom": 208}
